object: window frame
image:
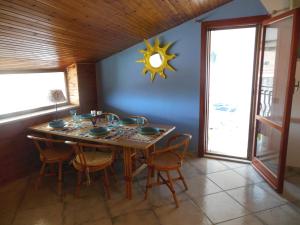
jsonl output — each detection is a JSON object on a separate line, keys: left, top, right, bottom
{"left": 0, "top": 70, "right": 70, "bottom": 120}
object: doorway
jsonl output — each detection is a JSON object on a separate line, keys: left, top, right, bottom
{"left": 207, "top": 27, "right": 257, "bottom": 158}
{"left": 199, "top": 16, "right": 266, "bottom": 159}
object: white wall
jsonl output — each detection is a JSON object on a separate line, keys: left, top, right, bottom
{"left": 260, "top": 0, "right": 289, "bottom": 13}
{"left": 287, "top": 60, "right": 300, "bottom": 167}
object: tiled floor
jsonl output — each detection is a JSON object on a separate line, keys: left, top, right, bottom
{"left": 1, "top": 157, "right": 300, "bottom": 225}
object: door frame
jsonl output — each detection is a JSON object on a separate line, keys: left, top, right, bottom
{"left": 252, "top": 9, "right": 300, "bottom": 193}
{"left": 199, "top": 15, "right": 269, "bottom": 159}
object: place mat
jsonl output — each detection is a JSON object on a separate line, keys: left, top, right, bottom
{"left": 127, "top": 133, "right": 160, "bottom": 143}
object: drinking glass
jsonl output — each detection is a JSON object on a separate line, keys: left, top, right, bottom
{"left": 136, "top": 118, "right": 144, "bottom": 127}
{"left": 107, "top": 114, "right": 114, "bottom": 126}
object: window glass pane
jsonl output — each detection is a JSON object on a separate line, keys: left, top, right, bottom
{"left": 255, "top": 121, "right": 281, "bottom": 176}
{"left": 259, "top": 16, "right": 293, "bottom": 125}
{"left": 0, "top": 72, "right": 66, "bottom": 115}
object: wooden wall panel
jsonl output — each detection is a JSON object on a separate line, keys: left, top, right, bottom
{"left": 66, "top": 63, "right": 98, "bottom": 113}
{"left": 0, "top": 110, "right": 69, "bottom": 185}
{"left": 0, "top": 0, "right": 231, "bottom": 71}
{"left": 77, "top": 63, "right": 98, "bottom": 113}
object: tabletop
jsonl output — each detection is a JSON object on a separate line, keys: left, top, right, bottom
{"left": 29, "top": 117, "right": 176, "bottom": 149}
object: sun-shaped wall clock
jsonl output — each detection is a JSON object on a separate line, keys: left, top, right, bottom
{"left": 136, "top": 37, "right": 176, "bottom": 81}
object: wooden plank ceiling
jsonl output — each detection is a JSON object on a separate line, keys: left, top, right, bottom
{"left": 0, "top": 0, "right": 230, "bottom": 72}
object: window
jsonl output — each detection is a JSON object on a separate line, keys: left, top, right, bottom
{"left": 0, "top": 72, "right": 67, "bottom": 118}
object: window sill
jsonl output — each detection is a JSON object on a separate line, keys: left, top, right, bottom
{"left": 0, "top": 105, "right": 79, "bottom": 125}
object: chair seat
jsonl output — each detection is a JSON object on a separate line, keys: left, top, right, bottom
{"left": 74, "top": 151, "right": 113, "bottom": 168}
{"left": 152, "top": 152, "right": 182, "bottom": 171}
{"left": 40, "top": 146, "right": 73, "bottom": 162}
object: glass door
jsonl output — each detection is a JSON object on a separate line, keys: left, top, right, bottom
{"left": 252, "top": 9, "right": 300, "bottom": 192}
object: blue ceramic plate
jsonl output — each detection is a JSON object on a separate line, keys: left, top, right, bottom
{"left": 79, "top": 113, "right": 94, "bottom": 120}
{"left": 119, "top": 118, "right": 137, "bottom": 125}
{"left": 49, "top": 119, "right": 67, "bottom": 128}
{"left": 137, "top": 127, "right": 160, "bottom": 135}
{"left": 89, "top": 127, "right": 109, "bottom": 136}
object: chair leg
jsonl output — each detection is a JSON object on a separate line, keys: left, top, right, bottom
{"left": 75, "top": 171, "right": 82, "bottom": 197}
{"left": 157, "top": 171, "right": 161, "bottom": 185}
{"left": 109, "top": 165, "right": 118, "bottom": 183}
{"left": 166, "top": 171, "right": 179, "bottom": 208}
{"left": 57, "top": 161, "right": 63, "bottom": 196}
{"left": 177, "top": 168, "right": 188, "bottom": 190}
{"left": 35, "top": 161, "right": 46, "bottom": 190}
{"left": 103, "top": 168, "right": 111, "bottom": 199}
{"left": 144, "top": 166, "right": 153, "bottom": 200}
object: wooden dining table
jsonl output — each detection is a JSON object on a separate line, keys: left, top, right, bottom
{"left": 29, "top": 117, "right": 175, "bottom": 199}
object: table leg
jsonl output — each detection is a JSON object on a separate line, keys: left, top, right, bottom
{"left": 123, "top": 147, "right": 133, "bottom": 199}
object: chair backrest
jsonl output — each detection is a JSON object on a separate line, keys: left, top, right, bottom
{"left": 128, "top": 115, "right": 149, "bottom": 125}
{"left": 27, "top": 135, "right": 67, "bottom": 156}
{"left": 101, "top": 112, "right": 120, "bottom": 122}
{"left": 65, "top": 141, "right": 115, "bottom": 167}
{"left": 165, "top": 133, "right": 192, "bottom": 160}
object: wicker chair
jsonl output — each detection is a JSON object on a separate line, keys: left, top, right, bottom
{"left": 144, "top": 133, "right": 192, "bottom": 207}
{"left": 27, "top": 135, "right": 74, "bottom": 195}
{"left": 65, "top": 141, "right": 116, "bottom": 199}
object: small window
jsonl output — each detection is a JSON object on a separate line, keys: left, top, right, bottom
{"left": 0, "top": 72, "right": 67, "bottom": 118}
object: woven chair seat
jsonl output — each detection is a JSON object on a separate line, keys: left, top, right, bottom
{"left": 74, "top": 151, "right": 113, "bottom": 167}
{"left": 152, "top": 152, "right": 182, "bottom": 171}
{"left": 40, "top": 146, "right": 73, "bottom": 162}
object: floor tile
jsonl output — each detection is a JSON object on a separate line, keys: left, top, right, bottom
{"left": 113, "top": 209, "right": 160, "bottom": 225}
{"left": 0, "top": 189, "right": 25, "bottom": 213}
{"left": 193, "top": 192, "right": 249, "bottom": 224}
{"left": 217, "top": 215, "right": 264, "bottom": 225}
{"left": 81, "top": 218, "right": 112, "bottom": 225}
{"left": 0, "top": 210, "right": 15, "bottom": 225}
{"left": 207, "top": 170, "right": 251, "bottom": 190}
{"left": 256, "top": 204, "right": 300, "bottom": 225}
{"left": 190, "top": 158, "right": 229, "bottom": 174}
{"left": 177, "top": 161, "right": 203, "bottom": 178}
{"left": 283, "top": 175, "right": 300, "bottom": 202}
{"left": 143, "top": 182, "right": 189, "bottom": 208}
{"left": 234, "top": 165, "right": 264, "bottom": 183}
{"left": 12, "top": 202, "right": 63, "bottom": 225}
{"left": 20, "top": 185, "right": 61, "bottom": 210}
{"left": 63, "top": 196, "right": 110, "bottom": 225}
{"left": 227, "top": 185, "right": 285, "bottom": 212}
{"left": 107, "top": 188, "right": 151, "bottom": 217}
{"left": 0, "top": 176, "right": 29, "bottom": 194}
{"left": 185, "top": 175, "right": 222, "bottom": 199}
{"left": 155, "top": 200, "right": 212, "bottom": 225}
{"left": 219, "top": 161, "right": 248, "bottom": 169}
{"left": 256, "top": 182, "right": 288, "bottom": 203}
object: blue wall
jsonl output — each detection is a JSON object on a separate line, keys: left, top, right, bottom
{"left": 96, "top": 0, "right": 267, "bottom": 151}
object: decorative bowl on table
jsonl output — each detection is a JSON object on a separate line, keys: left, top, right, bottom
{"left": 48, "top": 119, "right": 67, "bottom": 128}
{"left": 137, "top": 126, "right": 160, "bottom": 135}
{"left": 89, "top": 127, "right": 109, "bottom": 137}
{"left": 79, "top": 113, "right": 94, "bottom": 120}
{"left": 119, "top": 118, "right": 137, "bottom": 125}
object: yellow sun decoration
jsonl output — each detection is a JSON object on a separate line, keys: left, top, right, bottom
{"left": 136, "top": 37, "right": 176, "bottom": 81}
